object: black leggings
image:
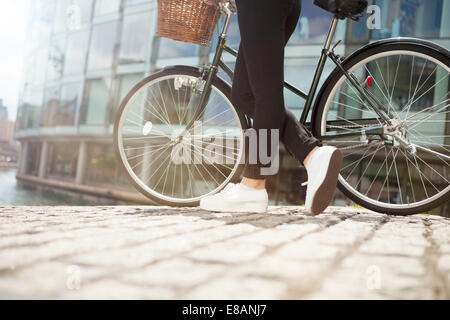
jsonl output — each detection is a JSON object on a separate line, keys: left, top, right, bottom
{"left": 231, "top": 0, "right": 320, "bottom": 179}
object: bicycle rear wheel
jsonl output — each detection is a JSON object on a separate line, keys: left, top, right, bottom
{"left": 313, "top": 39, "right": 450, "bottom": 215}
{"left": 114, "top": 66, "right": 246, "bottom": 206}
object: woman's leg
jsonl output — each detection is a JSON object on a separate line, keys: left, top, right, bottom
{"left": 200, "top": 1, "right": 337, "bottom": 214}
{"left": 231, "top": 0, "right": 319, "bottom": 180}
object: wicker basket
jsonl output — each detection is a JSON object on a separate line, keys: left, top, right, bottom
{"left": 157, "top": 0, "right": 221, "bottom": 47}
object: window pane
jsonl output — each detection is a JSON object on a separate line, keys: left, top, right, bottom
{"left": 125, "top": 0, "right": 152, "bottom": 7}
{"left": 356, "top": 0, "right": 446, "bottom": 41}
{"left": 81, "top": 78, "right": 111, "bottom": 125}
{"left": 119, "top": 12, "right": 152, "bottom": 64}
{"left": 41, "top": 86, "right": 60, "bottom": 127}
{"left": 47, "top": 37, "right": 66, "bottom": 80}
{"left": 85, "top": 143, "right": 117, "bottom": 185}
{"left": 54, "top": 0, "right": 69, "bottom": 33}
{"left": 87, "top": 21, "right": 118, "bottom": 71}
{"left": 287, "top": 1, "right": 334, "bottom": 44}
{"left": 47, "top": 142, "right": 78, "bottom": 179}
{"left": 18, "top": 89, "right": 44, "bottom": 130}
{"left": 158, "top": 38, "right": 198, "bottom": 58}
{"left": 210, "top": 15, "right": 240, "bottom": 50}
{"left": 71, "top": 0, "right": 93, "bottom": 24}
{"left": 110, "top": 73, "right": 143, "bottom": 123}
{"left": 85, "top": 143, "right": 131, "bottom": 187}
{"left": 64, "top": 30, "right": 89, "bottom": 75}
{"left": 25, "top": 142, "right": 42, "bottom": 176}
{"left": 34, "top": 48, "right": 50, "bottom": 85}
{"left": 34, "top": 0, "right": 54, "bottom": 47}
{"left": 94, "top": 0, "right": 121, "bottom": 16}
{"left": 53, "top": 82, "right": 80, "bottom": 126}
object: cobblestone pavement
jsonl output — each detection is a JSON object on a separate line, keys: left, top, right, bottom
{"left": 0, "top": 205, "right": 449, "bottom": 299}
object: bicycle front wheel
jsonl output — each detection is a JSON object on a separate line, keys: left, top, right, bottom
{"left": 114, "top": 66, "right": 246, "bottom": 206}
{"left": 314, "top": 39, "right": 450, "bottom": 215}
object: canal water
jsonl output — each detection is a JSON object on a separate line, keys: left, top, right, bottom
{"left": 0, "top": 168, "right": 120, "bottom": 206}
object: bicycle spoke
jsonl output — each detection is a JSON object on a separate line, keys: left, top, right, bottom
{"left": 377, "top": 148, "right": 399, "bottom": 203}
{"left": 407, "top": 103, "right": 450, "bottom": 131}
{"left": 364, "top": 147, "right": 392, "bottom": 197}
{"left": 413, "top": 151, "right": 449, "bottom": 184}
{"left": 409, "top": 151, "right": 440, "bottom": 194}
{"left": 388, "top": 54, "right": 401, "bottom": 106}
{"left": 392, "top": 148, "right": 403, "bottom": 204}
{"left": 405, "top": 76, "right": 449, "bottom": 120}
{"left": 355, "top": 144, "right": 383, "bottom": 191}
{"left": 404, "top": 58, "right": 428, "bottom": 119}
{"left": 371, "top": 60, "right": 400, "bottom": 119}
{"left": 405, "top": 97, "right": 450, "bottom": 121}
{"left": 323, "top": 50, "right": 449, "bottom": 211}
{"left": 156, "top": 82, "right": 177, "bottom": 131}
{"left": 408, "top": 128, "right": 450, "bottom": 156}
{"left": 117, "top": 73, "right": 244, "bottom": 203}
{"left": 344, "top": 144, "right": 379, "bottom": 178}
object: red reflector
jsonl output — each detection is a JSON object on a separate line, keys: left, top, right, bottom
{"left": 367, "top": 76, "right": 373, "bottom": 87}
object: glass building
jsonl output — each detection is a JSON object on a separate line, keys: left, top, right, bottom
{"left": 15, "top": 0, "right": 450, "bottom": 214}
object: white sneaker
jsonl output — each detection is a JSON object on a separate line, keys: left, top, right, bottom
{"left": 304, "top": 146, "right": 343, "bottom": 215}
{"left": 200, "top": 183, "right": 268, "bottom": 213}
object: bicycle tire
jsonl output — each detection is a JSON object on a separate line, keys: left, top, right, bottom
{"left": 312, "top": 38, "right": 450, "bottom": 215}
{"left": 114, "top": 65, "right": 248, "bottom": 207}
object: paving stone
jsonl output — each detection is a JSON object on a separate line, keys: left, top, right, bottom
{"left": 306, "top": 267, "right": 434, "bottom": 300}
{"left": 65, "top": 279, "right": 176, "bottom": 299}
{"left": 0, "top": 206, "right": 448, "bottom": 299}
{"left": 431, "top": 224, "right": 450, "bottom": 245}
{"left": 188, "top": 242, "right": 266, "bottom": 264}
{"left": 437, "top": 255, "right": 450, "bottom": 271}
{"left": 120, "top": 258, "right": 226, "bottom": 288}
{"left": 440, "top": 244, "right": 450, "bottom": 254}
{"left": 0, "top": 262, "right": 108, "bottom": 298}
{"left": 185, "top": 276, "right": 287, "bottom": 299}
{"left": 275, "top": 240, "right": 342, "bottom": 261}
{"left": 358, "top": 220, "right": 428, "bottom": 257}
{"left": 230, "top": 223, "right": 318, "bottom": 246}
{"left": 358, "top": 237, "right": 427, "bottom": 257}
{"left": 233, "top": 257, "right": 325, "bottom": 282}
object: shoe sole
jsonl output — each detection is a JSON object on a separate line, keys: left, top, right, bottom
{"left": 200, "top": 201, "right": 267, "bottom": 214}
{"left": 310, "top": 149, "right": 343, "bottom": 215}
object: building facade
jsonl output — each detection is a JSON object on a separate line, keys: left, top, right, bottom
{"left": 15, "top": 0, "right": 450, "bottom": 213}
{"left": 0, "top": 99, "right": 18, "bottom": 163}
{"left": 0, "top": 99, "right": 9, "bottom": 120}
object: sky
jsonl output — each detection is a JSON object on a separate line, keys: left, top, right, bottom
{"left": 0, "top": 0, "right": 30, "bottom": 121}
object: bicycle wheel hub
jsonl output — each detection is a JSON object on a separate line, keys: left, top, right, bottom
{"left": 385, "top": 119, "right": 405, "bottom": 135}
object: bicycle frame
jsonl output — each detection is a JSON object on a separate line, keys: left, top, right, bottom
{"left": 185, "top": 4, "right": 392, "bottom": 142}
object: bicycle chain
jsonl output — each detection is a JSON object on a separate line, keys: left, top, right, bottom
{"left": 325, "top": 123, "right": 383, "bottom": 150}
{"left": 326, "top": 123, "right": 379, "bottom": 129}
{"left": 338, "top": 142, "right": 375, "bottom": 151}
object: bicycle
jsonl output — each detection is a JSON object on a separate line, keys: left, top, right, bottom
{"left": 114, "top": 0, "right": 450, "bottom": 215}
